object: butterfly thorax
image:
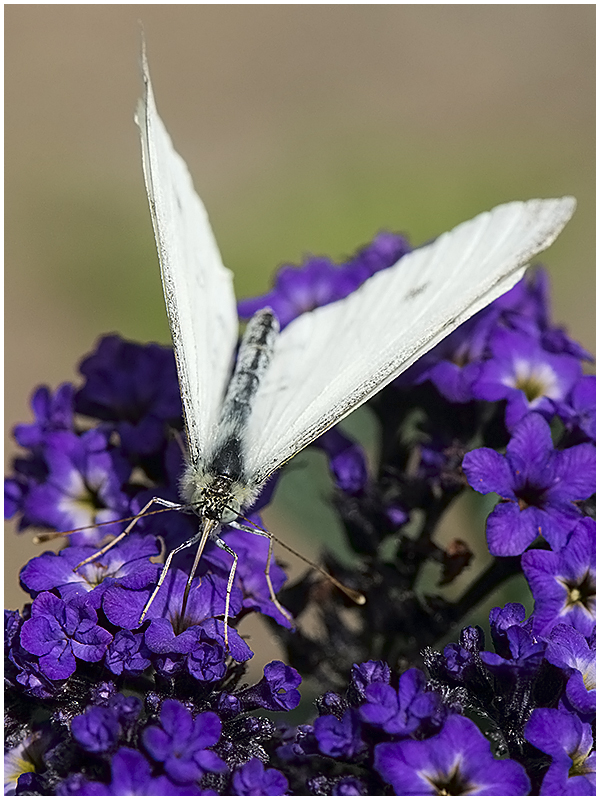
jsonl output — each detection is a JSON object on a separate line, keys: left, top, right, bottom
{"left": 180, "top": 463, "right": 259, "bottom": 524}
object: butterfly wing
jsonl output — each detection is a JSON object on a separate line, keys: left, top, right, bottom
{"left": 243, "top": 197, "right": 575, "bottom": 486}
{"left": 136, "top": 55, "right": 238, "bottom": 465}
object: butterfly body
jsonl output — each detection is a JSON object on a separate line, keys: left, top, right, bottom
{"left": 179, "top": 307, "right": 280, "bottom": 525}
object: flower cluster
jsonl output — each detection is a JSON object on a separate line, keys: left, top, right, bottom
{"left": 5, "top": 231, "right": 595, "bottom": 795}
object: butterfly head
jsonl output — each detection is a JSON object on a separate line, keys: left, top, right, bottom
{"left": 180, "top": 463, "right": 260, "bottom": 524}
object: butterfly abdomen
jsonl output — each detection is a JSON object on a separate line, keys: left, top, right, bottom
{"left": 207, "top": 307, "right": 279, "bottom": 477}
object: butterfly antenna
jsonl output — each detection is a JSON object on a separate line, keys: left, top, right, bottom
{"left": 234, "top": 512, "right": 366, "bottom": 605}
{"left": 32, "top": 505, "right": 188, "bottom": 544}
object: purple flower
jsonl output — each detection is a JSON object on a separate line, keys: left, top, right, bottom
{"left": 14, "top": 384, "right": 75, "bottom": 449}
{"left": 5, "top": 608, "right": 21, "bottom": 650}
{"left": 314, "top": 708, "right": 363, "bottom": 759}
{"left": 331, "top": 776, "right": 366, "bottom": 795}
{"left": 495, "top": 268, "right": 593, "bottom": 362}
{"left": 104, "top": 564, "right": 225, "bottom": 629}
{"left": 239, "top": 660, "right": 302, "bottom": 712}
{"left": 488, "top": 603, "right": 531, "bottom": 656}
{"left": 231, "top": 758, "right": 289, "bottom": 795}
{"left": 347, "top": 231, "right": 412, "bottom": 283}
{"left": 462, "top": 412, "right": 595, "bottom": 555}
{"left": 544, "top": 624, "right": 595, "bottom": 719}
{"left": 57, "top": 747, "right": 201, "bottom": 795}
{"left": 216, "top": 692, "right": 242, "bottom": 719}
{"left": 480, "top": 625, "right": 546, "bottom": 680}
{"left": 20, "top": 592, "right": 112, "bottom": 680}
{"left": 524, "top": 708, "right": 595, "bottom": 795}
{"left": 316, "top": 692, "right": 346, "bottom": 718}
{"left": 238, "top": 233, "right": 410, "bottom": 329}
{"left": 410, "top": 306, "right": 498, "bottom": 402}
{"left": 106, "top": 692, "right": 143, "bottom": 724}
{"left": 493, "top": 266, "right": 550, "bottom": 331}
{"left": 142, "top": 700, "right": 226, "bottom": 784}
{"left": 239, "top": 256, "right": 350, "bottom": 328}
{"left": 185, "top": 638, "right": 228, "bottom": 683}
{"left": 5, "top": 477, "right": 25, "bottom": 520}
{"left": 20, "top": 534, "right": 161, "bottom": 609}
{"left": 374, "top": 714, "right": 530, "bottom": 795}
{"left": 401, "top": 267, "right": 575, "bottom": 401}
{"left": 482, "top": 605, "right": 546, "bottom": 679}
{"left": 105, "top": 630, "right": 152, "bottom": 676}
{"left": 6, "top": 449, "right": 50, "bottom": 519}
{"left": 7, "top": 639, "right": 57, "bottom": 699}
{"left": 460, "top": 624, "right": 486, "bottom": 652}
{"left": 21, "top": 429, "right": 132, "bottom": 546}
{"left": 438, "top": 642, "right": 476, "bottom": 682}
{"left": 359, "top": 668, "right": 444, "bottom": 736}
{"left": 472, "top": 328, "right": 580, "bottom": 430}
{"left": 555, "top": 374, "right": 596, "bottom": 443}
{"left": 71, "top": 706, "right": 120, "bottom": 753}
{"left": 117, "top": 570, "right": 252, "bottom": 668}
{"left": 89, "top": 678, "right": 118, "bottom": 704}
{"left": 313, "top": 428, "right": 368, "bottom": 495}
{"left": 75, "top": 336, "right": 182, "bottom": 456}
{"left": 4, "top": 732, "right": 45, "bottom": 795}
{"left": 349, "top": 660, "right": 391, "bottom": 702}
{"left": 522, "top": 517, "right": 595, "bottom": 636}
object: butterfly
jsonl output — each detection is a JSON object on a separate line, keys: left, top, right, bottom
{"left": 84, "top": 51, "right": 575, "bottom": 648}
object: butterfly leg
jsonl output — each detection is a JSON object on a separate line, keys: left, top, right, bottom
{"left": 139, "top": 518, "right": 238, "bottom": 655}
{"left": 139, "top": 525, "right": 206, "bottom": 624}
{"left": 75, "top": 496, "right": 182, "bottom": 570}
{"left": 179, "top": 518, "right": 219, "bottom": 627}
{"left": 228, "top": 521, "right": 295, "bottom": 630}
{"left": 212, "top": 537, "right": 239, "bottom": 653}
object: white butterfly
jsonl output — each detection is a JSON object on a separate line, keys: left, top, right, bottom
{"left": 95, "top": 52, "right": 575, "bottom": 645}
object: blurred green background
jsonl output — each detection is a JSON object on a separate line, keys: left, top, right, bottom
{"left": 5, "top": 7, "right": 594, "bottom": 674}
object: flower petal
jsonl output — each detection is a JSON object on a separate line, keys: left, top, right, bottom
{"left": 462, "top": 448, "right": 515, "bottom": 498}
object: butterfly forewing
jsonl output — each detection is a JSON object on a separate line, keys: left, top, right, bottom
{"left": 136, "top": 55, "right": 238, "bottom": 466}
{"left": 242, "top": 197, "right": 575, "bottom": 486}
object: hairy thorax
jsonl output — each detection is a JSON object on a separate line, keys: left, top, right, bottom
{"left": 179, "top": 462, "right": 260, "bottom": 524}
